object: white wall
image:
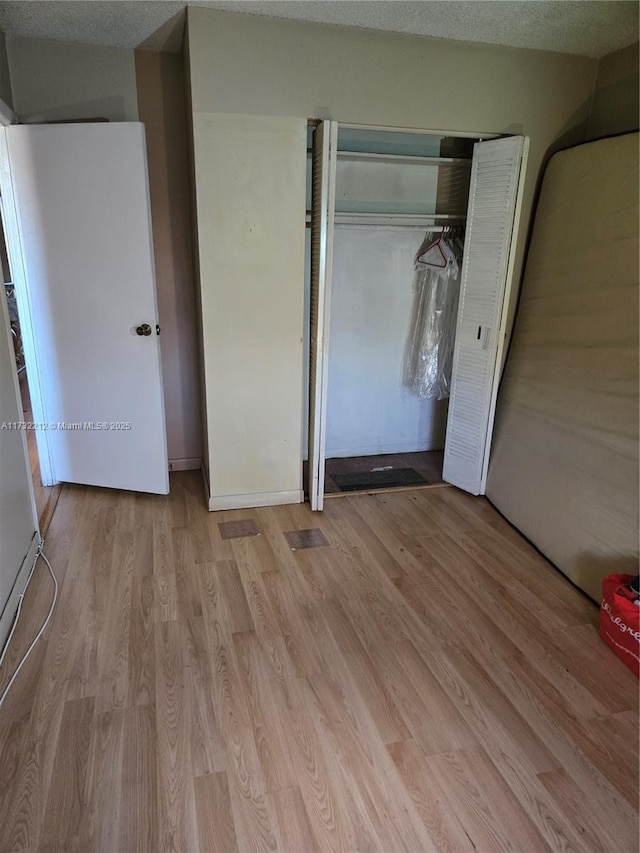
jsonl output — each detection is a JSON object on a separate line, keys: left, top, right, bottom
{"left": 326, "top": 227, "right": 447, "bottom": 458}
{"left": 0, "top": 290, "right": 38, "bottom": 647}
{"left": 334, "top": 157, "right": 440, "bottom": 214}
{"left": 0, "top": 39, "right": 36, "bottom": 647}
{"left": 7, "top": 36, "right": 138, "bottom": 123}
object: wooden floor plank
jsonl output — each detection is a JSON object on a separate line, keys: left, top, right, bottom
{"left": 0, "top": 473, "right": 636, "bottom": 852}
{"left": 388, "top": 739, "right": 477, "bottom": 853}
{"left": 80, "top": 708, "right": 125, "bottom": 853}
{"left": 537, "top": 766, "right": 624, "bottom": 853}
{"left": 233, "top": 630, "right": 299, "bottom": 794}
{"left": 39, "top": 697, "right": 94, "bottom": 853}
{"left": 155, "top": 619, "right": 199, "bottom": 853}
{"left": 426, "top": 746, "right": 549, "bottom": 852}
{"left": 270, "top": 786, "right": 319, "bottom": 853}
{"left": 478, "top": 641, "right": 639, "bottom": 847}
{"left": 119, "top": 703, "right": 158, "bottom": 853}
{"left": 194, "top": 771, "right": 238, "bottom": 853}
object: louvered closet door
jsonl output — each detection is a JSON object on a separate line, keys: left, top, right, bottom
{"left": 443, "top": 135, "right": 528, "bottom": 495}
{"left": 308, "top": 121, "right": 338, "bottom": 510}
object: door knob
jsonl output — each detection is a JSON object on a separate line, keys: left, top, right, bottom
{"left": 136, "top": 323, "right": 152, "bottom": 336}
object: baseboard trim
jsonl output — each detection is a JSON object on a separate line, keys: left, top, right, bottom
{"left": 169, "top": 457, "right": 202, "bottom": 472}
{"left": 208, "top": 489, "right": 304, "bottom": 512}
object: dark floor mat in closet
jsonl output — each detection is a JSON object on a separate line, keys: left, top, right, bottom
{"left": 331, "top": 467, "right": 430, "bottom": 492}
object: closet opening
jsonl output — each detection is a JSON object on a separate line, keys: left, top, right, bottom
{"left": 321, "top": 213, "right": 463, "bottom": 498}
{"left": 305, "top": 122, "right": 528, "bottom": 510}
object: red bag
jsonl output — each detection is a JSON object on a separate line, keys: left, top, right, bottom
{"left": 599, "top": 573, "right": 640, "bottom": 678}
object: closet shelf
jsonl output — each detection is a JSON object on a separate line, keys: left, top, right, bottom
{"left": 337, "top": 151, "right": 472, "bottom": 166}
{"left": 305, "top": 211, "right": 466, "bottom": 228}
{"left": 338, "top": 212, "right": 464, "bottom": 225}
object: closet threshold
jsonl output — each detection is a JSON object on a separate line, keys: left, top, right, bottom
{"left": 324, "top": 482, "right": 451, "bottom": 499}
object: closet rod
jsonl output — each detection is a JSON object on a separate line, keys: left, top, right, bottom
{"left": 304, "top": 224, "right": 458, "bottom": 231}
{"left": 334, "top": 224, "right": 452, "bottom": 232}
{"left": 305, "top": 211, "right": 466, "bottom": 225}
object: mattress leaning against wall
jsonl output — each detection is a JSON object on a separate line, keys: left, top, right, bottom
{"left": 486, "top": 133, "right": 639, "bottom": 603}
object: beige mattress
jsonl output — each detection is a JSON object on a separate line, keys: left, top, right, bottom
{"left": 487, "top": 133, "right": 639, "bottom": 602}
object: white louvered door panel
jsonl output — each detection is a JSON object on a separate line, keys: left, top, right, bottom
{"left": 308, "top": 121, "right": 338, "bottom": 510}
{"left": 443, "top": 135, "right": 527, "bottom": 495}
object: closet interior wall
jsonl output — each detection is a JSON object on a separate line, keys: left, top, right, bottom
{"left": 305, "top": 125, "right": 476, "bottom": 496}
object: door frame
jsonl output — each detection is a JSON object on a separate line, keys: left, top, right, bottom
{"left": 0, "top": 128, "right": 56, "bottom": 485}
{"left": 307, "top": 121, "right": 528, "bottom": 507}
{"left": 0, "top": 257, "right": 42, "bottom": 651}
{"left": 0, "top": 102, "right": 55, "bottom": 487}
{"left": 0, "top": 98, "right": 43, "bottom": 652}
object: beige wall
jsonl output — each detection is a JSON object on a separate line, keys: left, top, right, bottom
{"left": 588, "top": 41, "right": 639, "bottom": 140}
{"left": 187, "top": 10, "right": 596, "bottom": 327}
{"left": 7, "top": 36, "right": 138, "bottom": 122}
{"left": 135, "top": 51, "right": 202, "bottom": 468}
{"left": 186, "top": 7, "right": 597, "bottom": 506}
{"left": 0, "top": 32, "right": 13, "bottom": 109}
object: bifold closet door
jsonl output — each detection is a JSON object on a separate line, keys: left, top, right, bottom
{"left": 443, "top": 135, "right": 528, "bottom": 495}
{"left": 308, "top": 120, "right": 338, "bottom": 511}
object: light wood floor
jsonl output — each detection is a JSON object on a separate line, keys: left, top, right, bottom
{"left": 0, "top": 472, "right": 637, "bottom": 852}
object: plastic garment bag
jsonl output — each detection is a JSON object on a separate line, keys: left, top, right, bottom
{"left": 403, "top": 230, "right": 463, "bottom": 400}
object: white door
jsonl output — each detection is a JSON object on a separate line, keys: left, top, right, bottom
{"left": 308, "top": 120, "right": 338, "bottom": 510}
{"left": 0, "top": 123, "right": 169, "bottom": 494}
{"left": 443, "top": 135, "right": 528, "bottom": 495}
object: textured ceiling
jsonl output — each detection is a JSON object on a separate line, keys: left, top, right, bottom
{"left": 0, "top": 0, "right": 637, "bottom": 58}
